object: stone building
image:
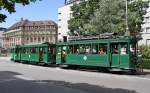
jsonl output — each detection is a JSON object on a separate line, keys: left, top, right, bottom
{"left": 0, "top": 28, "right": 6, "bottom": 48}
{"left": 3, "top": 19, "right": 57, "bottom": 49}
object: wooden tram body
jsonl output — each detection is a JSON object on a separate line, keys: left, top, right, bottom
{"left": 56, "top": 37, "right": 138, "bottom": 70}
{"left": 10, "top": 43, "right": 56, "bottom": 64}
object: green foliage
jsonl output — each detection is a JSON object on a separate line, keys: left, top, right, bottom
{"left": 0, "top": 0, "right": 41, "bottom": 22}
{"left": 140, "top": 59, "right": 150, "bottom": 69}
{"left": 68, "top": 0, "right": 149, "bottom": 36}
{"left": 139, "top": 45, "right": 150, "bottom": 59}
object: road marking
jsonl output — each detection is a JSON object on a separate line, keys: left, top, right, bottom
{"left": 14, "top": 75, "right": 34, "bottom": 80}
{"left": 0, "top": 79, "right": 16, "bottom": 83}
{"left": 56, "top": 67, "right": 61, "bottom": 70}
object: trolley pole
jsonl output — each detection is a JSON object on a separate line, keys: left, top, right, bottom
{"left": 125, "top": 0, "right": 130, "bottom": 36}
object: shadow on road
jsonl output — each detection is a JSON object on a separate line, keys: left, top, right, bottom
{"left": 0, "top": 71, "right": 137, "bottom": 93}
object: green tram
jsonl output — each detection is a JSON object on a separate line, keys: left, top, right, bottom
{"left": 10, "top": 36, "right": 139, "bottom": 72}
{"left": 10, "top": 43, "right": 56, "bottom": 65}
{"left": 56, "top": 37, "right": 138, "bottom": 71}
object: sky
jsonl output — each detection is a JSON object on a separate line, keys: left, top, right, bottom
{"left": 0, "top": 0, "right": 65, "bottom": 28}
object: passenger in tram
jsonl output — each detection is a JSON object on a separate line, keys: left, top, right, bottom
{"left": 69, "top": 47, "right": 73, "bottom": 54}
{"left": 113, "top": 48, "right": 118, "bottom": 54}
{"left": 86, "top": 47, "right": 90, "bottom": 54}
{"left": 98, "top": 48, "right": 106, "bottom": 54}
{"left": 121, "top": 47, "right": 127, "bottom": 55}
{"left": 92, "top": 49, "right": 96, "bottom": 54}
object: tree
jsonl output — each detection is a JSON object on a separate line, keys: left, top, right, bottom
{"left": 68, "top": 0, "right": 149, "bottom": 36}
{"left": 139, "top": 45, "right": 150, "bottom": 59}
{"left": 0, "top": 0, "right": 41, "bottom": 22}
{"left": 68, "top": 0, "right": 100, "bottom": 35}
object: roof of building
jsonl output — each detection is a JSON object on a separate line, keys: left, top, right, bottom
{"left": 0, "top": 27, "right": 6, "bottom": 31}
{"left": 7, "top": 19, "right": 57, "bottom": 31}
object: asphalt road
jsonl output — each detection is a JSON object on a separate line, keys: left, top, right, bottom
{"left": 0, "top": 57, "right": 150, "bottom": 93}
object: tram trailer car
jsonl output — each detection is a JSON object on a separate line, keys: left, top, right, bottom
{"left": 10, "top": 43, "right": 56, "bottom": 65}
{"left": 56, "top": 37, "right": 138, "bottom": 72}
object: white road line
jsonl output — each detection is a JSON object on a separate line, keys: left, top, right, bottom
{"left": 14, "top": 75, "right": 34, "bottom": 80}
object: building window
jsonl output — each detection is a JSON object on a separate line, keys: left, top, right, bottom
{"left": 145, "top": 17, "right": 150, "bottom": 23}
{"left": 38, "top": 37, "right": 40, "bottom": 42}
{"left": 27, "top": 38, "right": 29, "bottom": 41}
{"left": 146, "top": 39, "right": 150, "bottom": 46}
{"left": 58, "top": 19, "right": 61, "bottom": 21}
{"left": 42, "top": 37, "right": 45, "bottom": 41}
{"left": 31, "top": 38, "right": 33, "bottom": 42}
{"left": 70, "top": 13, "right": 72, "bottom": 18}
{"left": 34, "top": 37, "right": 36, "bottom": 41}
{"left": 146, "top": 27, "right": 150, "bottom": 33}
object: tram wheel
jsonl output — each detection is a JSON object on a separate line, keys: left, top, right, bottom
{"left": 130, "top": 69, "right": 137, "bottom": 75}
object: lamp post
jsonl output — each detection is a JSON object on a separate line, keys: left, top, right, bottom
{"left": 125, "top": 0, "right": 130, "bottom": 36}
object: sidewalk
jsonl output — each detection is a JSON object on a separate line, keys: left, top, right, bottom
{"left": 0, "top": 56, "right": 11, "bottom": 60}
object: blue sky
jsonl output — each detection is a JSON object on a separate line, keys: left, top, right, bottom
{"left": 0, "top": 0, "right": 64, "bottom": 28}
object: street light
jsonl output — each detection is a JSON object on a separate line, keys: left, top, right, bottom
{"left": 125, "top": 0, "right": 130, "bottom": 36}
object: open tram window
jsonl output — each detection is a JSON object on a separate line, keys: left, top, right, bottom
{"left": 31, "top": 48, "right": 38, "bottom": 53}
{"left": 98, "top": 44, "right": 107, "bottom": 54}
{"left": 130, "top": 43, "right": 136, "bottom": 55}
{"left": 57, "top": 46, "right": 62, "bottom": 54}
{"left": 68, "top": 45, "right": 73, "bottom": 54}
{"left": 112, "top": 43, "right": 119, "bottom": 54}
{"left": 80, "top": 45, "right": 86, "bottom": 54}
{"left": 73, "top": 45, "right": 79, "bottom": 54}
{"left": 120, "top": 43, "right": 128, "bottom": 55}
{"left": 85, "top": 45, "right": 92, "bottom": 54}
{"left": 49, "top": 46, "right": 55, "bottom": 54}
{"left": 22, "top": 48, "right": 26, "bottom": 53}
{"left": 26, "top": 48, "right": 29, "bottom": 53}
{"left": 42, "top": 48, "right": 46, "bottom": 54}
{"left": 92, "top": 44, "right": 98, "bottom": 54}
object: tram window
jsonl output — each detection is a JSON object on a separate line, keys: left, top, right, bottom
{"left": 85, "top": 45, "right": 92, "bottom": 54}
{"left": 23, "top": 48, "right": 26, "bottom": 53}
{"left": 26, "top": 48, "right": 30, "bottom": 53}
{"left": 42, "top": 48, "right": 46, "bottom": 54}
{"left": 92, "top": 44, "right": 98, "bottom": 54}
{"left": 69, "top": 46, "right": 73, "bottom": 54}
{"left": 112, "top": 43, "right": 119, "bottom": 54}
{"left": 31, "top": 48, "right": 37, "bottom": 53}
{"left": 130, "top": 43, "right": 136, "bottom": 54}
{"left": 74, "top": 45, "right": 79, "bottom": 54}
{"left": 49, "top": 47, "right": 55, "bottom": 54}
{"left": 57, "top": 47, "right": 61, "bottom": 53}
{"left": 120, "top": 43, "right": 128, "bottom": 55}
{"left": 98, "top": 44, "right": 107, "bottom": 54}
{"left": 80, "top": 45, "right": 86, "bottom": 54}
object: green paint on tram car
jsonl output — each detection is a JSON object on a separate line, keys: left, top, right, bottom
{"left": 10, "top": 43, "right": 56, "bottom": 64}
{"left": 10, "top": 37, "right": 138, "bottom": 70}
{"left": 56, "top": 37, "right": 138, "bottom": 70}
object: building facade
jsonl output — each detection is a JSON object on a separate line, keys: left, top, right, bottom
{"left": 3, "top": 19, "right": 57, "bottom": 49}
{"left": 58, "top": 0, "right": 81, "bottom": 41}
{"left": 139, "top": 4, "right": 150, "bottom": 46}
{"left": 0, "top": 28, "right": 6, "bottom": 48}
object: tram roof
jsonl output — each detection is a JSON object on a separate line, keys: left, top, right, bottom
{"left": 56, "top": 37, "right": 137, "bottom": 45}
{"left": 13, "top": 43, "right": 55, "bottom": 48}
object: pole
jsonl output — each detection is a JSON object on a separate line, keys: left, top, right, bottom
{"left": 125, "top": 0, "right": 130, "bottom": 36}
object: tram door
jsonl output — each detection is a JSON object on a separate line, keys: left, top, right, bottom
{"left": 56, "top": 46, "right": 66, "bottom": 64}
{"left": 111, "top": 43, "right": 120, "bottom": 67}
{"left": 39, "top": 48, "right": 44, "bottom": 62}
{"left": 56, "top": 46, "right": 62, "bottom": 64}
